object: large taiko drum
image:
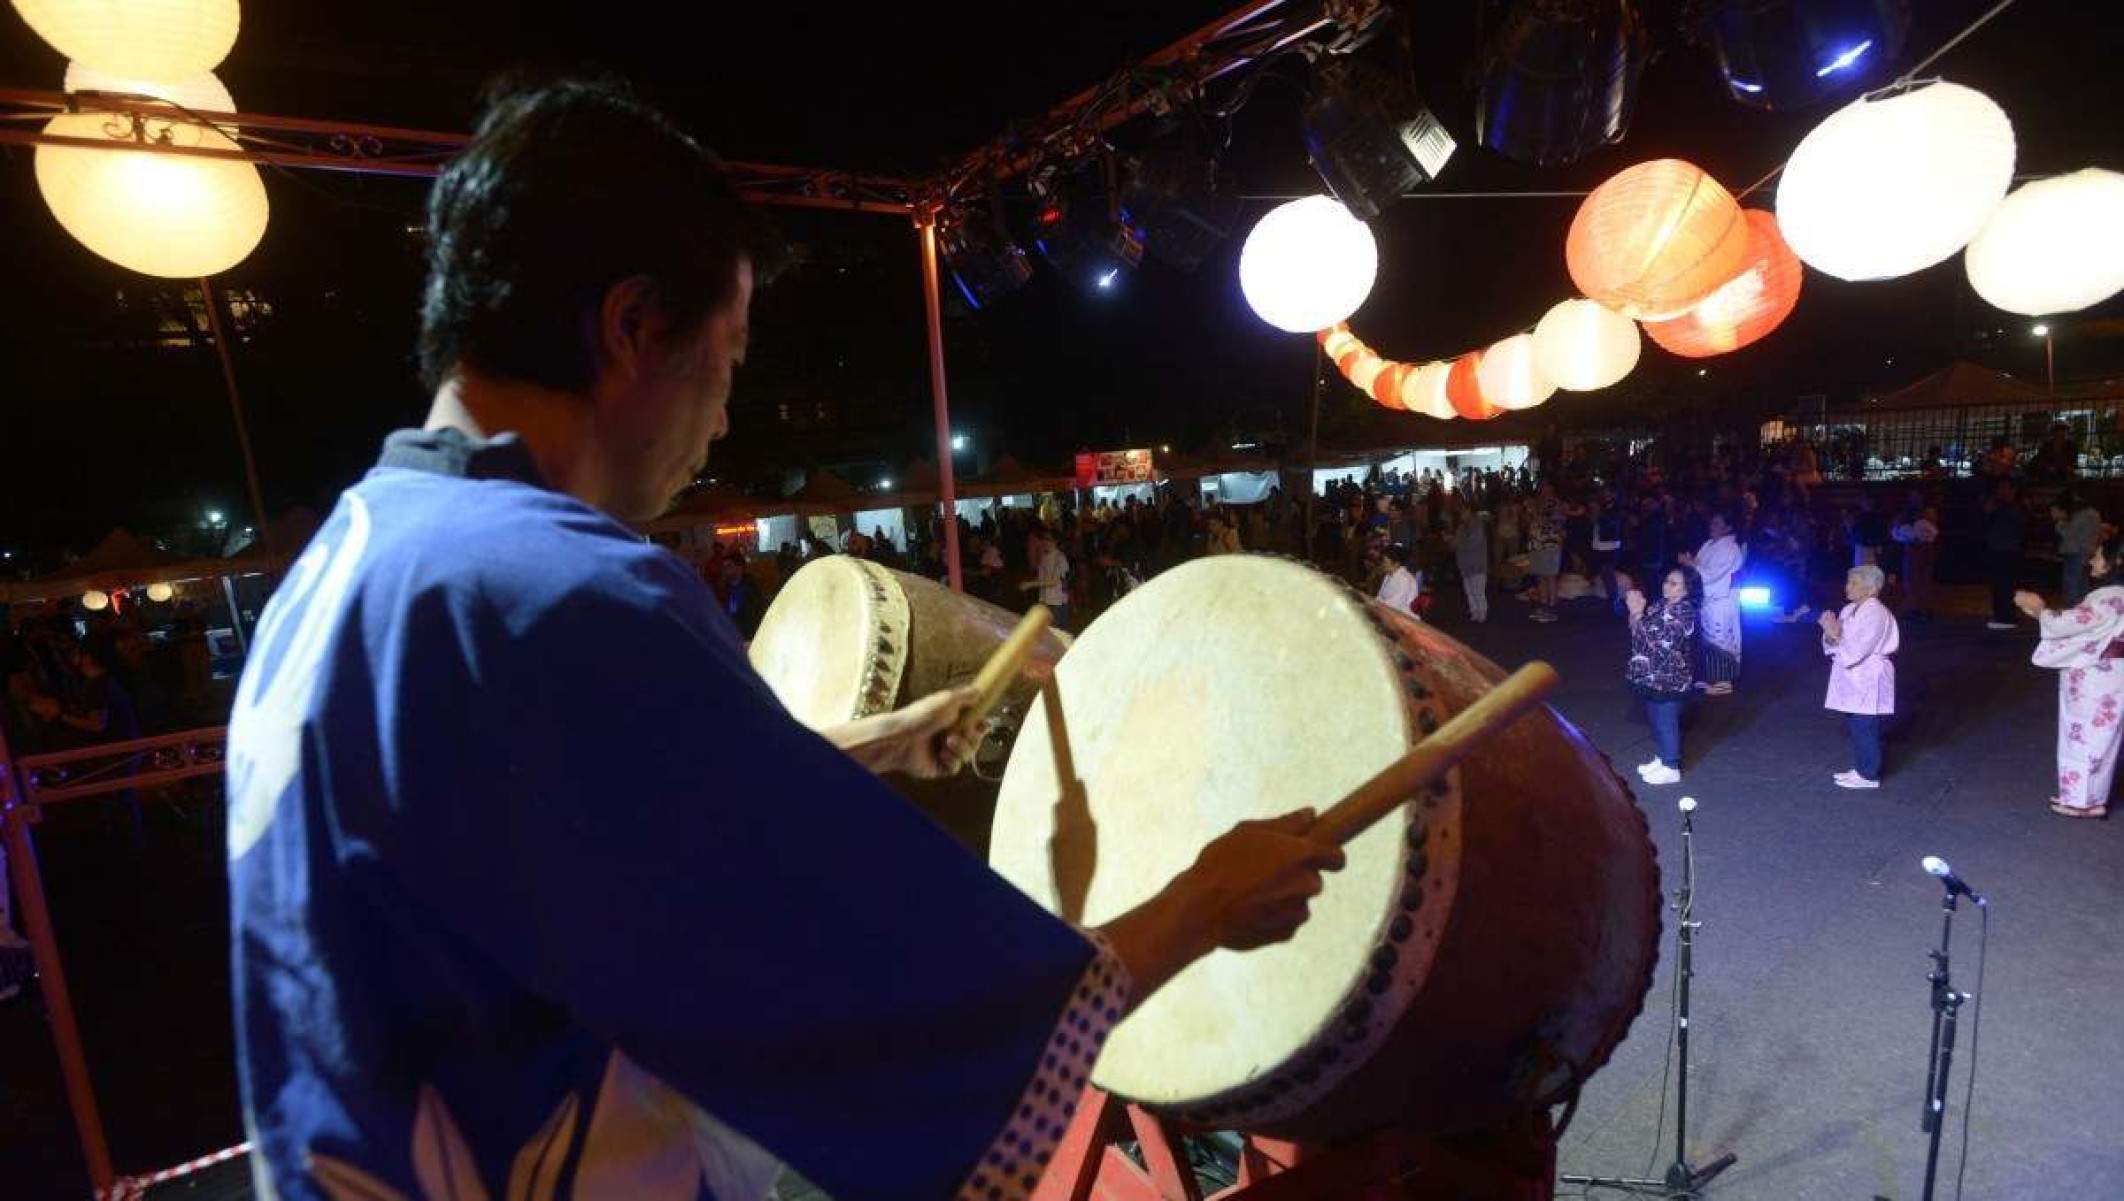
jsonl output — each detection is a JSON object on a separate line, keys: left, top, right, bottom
{"left": 750, "top": 555, "right": 1071, "bottom": 853}
{"left": 988, "top": 555, "right": 1660, "bottom": 1141}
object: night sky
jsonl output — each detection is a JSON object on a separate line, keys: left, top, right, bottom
{"left": 3, "top": 1, "right": 2120, "bottom": 565}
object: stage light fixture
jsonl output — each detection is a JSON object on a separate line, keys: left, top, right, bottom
{"left": 1708, "top": 0, "right": 1911, "bottom": 111}
{"left": 1476, "top": 0, "right": 1647, "bottom": 168}
{"left": 1301, "top": 58, "right": 1456, "bottom": 222}
{"left": 1031, "top": 157, "right": 1146, "bottom": 296}
{"left": 1121, "top": 119, "right": 1242, "bottom": 272}
{"left": 937, "top": 199, "right": 1032, "bottom": 312}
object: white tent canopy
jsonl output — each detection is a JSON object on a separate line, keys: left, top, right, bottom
{"left": 1201, "top": 471, "right": 1278, "bottom": 504}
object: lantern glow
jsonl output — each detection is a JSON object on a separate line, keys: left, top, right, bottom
{"left": 35, "top": 97, "right": 269, "bottom": 277}
{"left": 1405, "top": 361, "right": 1458, "bottom": 419}
{"left": 1964, "top": 168, "right": 2124, "bottom": 317}
{"left": 1644, "top": 211, "right": 1803, "bottom": 358}
{"left": 13, "top": 0, "right": 240, "bottom": 82}
{"left": 1775, "top": 80, "right": 2015, "bottom": 282}
{"left": 147, "top": 581, "right": 175, "bottom": 602}
{"left": 1476, "top": 334, "right": 1556, "bottom": 410}
{"left": 1566, "top": 159, "right": 1751, "bottom": 318}
{"left": 1239, "top": 196, "right": 1379, "bottom": 333}
{"left": 81, "top": 589, "right": 110, "bottom": 611}
{"left": 1532, "top": 298, "right": 1640, "bottom": 391}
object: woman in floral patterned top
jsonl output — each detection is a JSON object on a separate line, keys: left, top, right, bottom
{"left": 1624, "top": 566, "right": 1703, "bottom": 785}
{"left": 2016, "top": 532, "right": 2124, "bottom": 819}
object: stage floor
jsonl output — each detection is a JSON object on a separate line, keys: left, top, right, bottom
{"left": 7, "top": 588, "right": 2120, "bottom": 1200}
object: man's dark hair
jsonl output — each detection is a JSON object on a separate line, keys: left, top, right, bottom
{"left": 418, "top": 77, "right": 775, "bottom": 393}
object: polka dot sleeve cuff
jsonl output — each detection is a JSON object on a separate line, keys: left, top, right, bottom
{"left": 953, "top": 929, "right": 1130, "bottom": 1201}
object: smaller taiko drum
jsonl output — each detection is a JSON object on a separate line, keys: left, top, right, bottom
{"left": 749, "top": 555, "right": 1071, "bottom": 853}
{"left": 988, "top": 555, "right": 1660, "bottom": 1141}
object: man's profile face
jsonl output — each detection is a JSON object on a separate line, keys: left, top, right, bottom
{"left": 602, "top": 258, "right": 755, "bottom": 521}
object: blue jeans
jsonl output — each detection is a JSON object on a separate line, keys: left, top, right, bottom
{"left": 1645, "top": 697, "right": 1683, "bottom": 769}
{"left": 1846, "top": 714, "right": 1883, "bottom": 781}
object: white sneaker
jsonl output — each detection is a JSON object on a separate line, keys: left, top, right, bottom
{"left": 1636, "top": 758, "right": 1663, "bottom": 776}
{"left": 1835, "top": 772, "right": 1879, "bottom": 789}
{"left": 1640, "top": 764, "right": 1682, "bottom": 785}
{"left": 1985, "top": 621, "right": 2015, "bottom": 631}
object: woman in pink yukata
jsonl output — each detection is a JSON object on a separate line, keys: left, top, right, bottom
{"left": 2016, "top": 532, "right": 2124, "bottom": 819}
{"left": 1819, "top": 564, "right": 1899, "bottom": 789}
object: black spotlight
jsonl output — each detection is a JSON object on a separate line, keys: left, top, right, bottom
{"left": 1476, "top": 0, "right": 1647, "bottom": 168}
{"left": 1301, "top": 58, "right": 1457, "bottom": 222}
{"left": 1030, "top": 156, "right": 1146, "bottom": 296}
{"left": 1708, "top": 0, "right": 1911, "bottom": 111}
{"left": 938, "top": 198, "right": 1033, "bottom": 312}
{"left": 1120, "top": 119, "right": 1242, "bottom": 272}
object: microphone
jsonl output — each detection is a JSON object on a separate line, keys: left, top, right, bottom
{"left": 1678, "top": 797, "right": 1698, "bottom": 813}
{"left": 1922, "top": 856, "right": 1986, "bottom": 906}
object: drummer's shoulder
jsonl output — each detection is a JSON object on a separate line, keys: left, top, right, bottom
{"left": 351, "top": 474, "right": 706, "bottom": 624}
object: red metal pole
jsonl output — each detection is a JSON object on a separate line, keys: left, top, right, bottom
{"left": 1, "top": 733, "right": 116, "bottom": 1192}
{"left": 916, "top": 211, "right": 965, "bottom": 592}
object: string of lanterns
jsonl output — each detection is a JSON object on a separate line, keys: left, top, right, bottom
{"left": 13, "top": 0, "right": 267, "bottom": 279}
{"left": 1247, "top": 72, "right": 2124, "bottom": 421}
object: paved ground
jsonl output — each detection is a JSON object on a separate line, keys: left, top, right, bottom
{"left": 1440, "top": 588, "right": 2124, "bottom": 1201}
{"left": 6, "top": 582, "right": 2121, "bottom": 1200}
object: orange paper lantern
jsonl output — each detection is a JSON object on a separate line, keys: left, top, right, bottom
{"left": 1644, "top": 211, "right": 1803, "bottom": 358}
{"left": 1446, "top": 352, "right": 1503, "bottom": 420}
{"left": 1370, "top": 361, "right": 1416, "bottom": 408}
{"left": 1566, "top": 159, "right": 1752, "bottom": 319}
{"left": 1402, "top": 361, "right": 1458, "bottom": 419}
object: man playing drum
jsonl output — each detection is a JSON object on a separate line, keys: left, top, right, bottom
{"left": 226, "top": 80, "right": 1342, "bottom": 1201}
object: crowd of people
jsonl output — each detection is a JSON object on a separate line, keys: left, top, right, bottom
{"left": 688, "top": 434, "right": 2115, "bottom": 816}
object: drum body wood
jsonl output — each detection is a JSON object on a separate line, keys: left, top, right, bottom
{"left": 749, "top": 556, "right": 1070, "bottom": 852}
{"left": 988, "top": 556, "right": 1659, "bottom": 1141}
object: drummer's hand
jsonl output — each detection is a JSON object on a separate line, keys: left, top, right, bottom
{"left": 1096, "top": 809, "right": 1346, "bottom": 1010}
{"left": 1187, "top": 810, "right": 1347, "bottom": 952}
{"left": 886, "top": 686, "right": 980, "bottom": 778}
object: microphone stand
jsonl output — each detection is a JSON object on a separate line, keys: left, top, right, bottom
{"left": 1561, "top": 800, "right": 1737, "bottom": 1198}
{"left": 1919, "top": 887, "right": 1969, "bottom": 1201}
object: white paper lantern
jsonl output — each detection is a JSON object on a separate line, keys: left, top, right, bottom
{"left": 1776, "top": 80, "right": 2015, "bottom": 281}
{"left": 36, "top": 74, "right": 268, "bottom": 278}
{"left": 1239, "top": 195, "right": 1379, "bottom": 333}
{"left": 1403, "top": 360, "right": 1457, "bottom": 419}
{"left": 1965, "top": 169, "right": 2124, "bottom": 316}
{"left": 146, "top": 581, "right": 176, "bottom": 602}
{"left": 1533, "top": 299, "right": 1641, "bottom": 391}
{"left": 65, "top": 61, "right": 233, "bottom": 115}
{"left": 1476, "top": 334, "right": 1556, "bottom": 410}
{"left": 14, "top": 0, "right": 240, "bottom": 82}
{"left": 81, "top": 589, "right": 110, "bottom": 611}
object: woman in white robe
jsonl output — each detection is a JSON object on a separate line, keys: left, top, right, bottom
{"left": 2017, "top": 536, "right": 2124, "bottom": 818}
{"left": 1377, "top": 543, "right": 1423, "bottom": 620}
{"left": 1681, "top": 510, "right": 1746, "bottom": 695}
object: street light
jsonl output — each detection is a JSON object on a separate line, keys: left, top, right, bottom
{"left": 207, "top": 510, "right": 226, "bottom": 526}
{"left": 951, "top": 433, "right": 969, "bottom": 452}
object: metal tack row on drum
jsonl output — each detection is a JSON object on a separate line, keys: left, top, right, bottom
{"left": 751, "top": 553, "right": 1662, "bottom": 1145}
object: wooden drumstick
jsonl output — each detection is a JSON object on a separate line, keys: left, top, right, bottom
{"left": 1041, "top": 682, "right": 1096, "bottom": 924}
{"left": 1308, "top": 661, "right": 1561, "bottom": 848}
{"left": 944, "top": 604, "right": 1054, "bottom": 772}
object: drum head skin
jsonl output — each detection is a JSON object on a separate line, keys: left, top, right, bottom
{"left": 989, "top": 556, "right": 1467, "bottom": 1126}
{"left": 750, "top": 556, "right": 910, "bottom": 728}
{"left": 991, "top": 555, "right": 1660, "bottom": 1141}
